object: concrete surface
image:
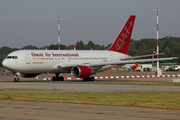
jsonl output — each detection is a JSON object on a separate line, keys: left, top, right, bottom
{"left": 0, "top": 70, "right": 180, "bottom": 120}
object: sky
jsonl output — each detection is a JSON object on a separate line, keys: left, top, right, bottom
{"left": 0, "top": 0, "right": 180, "bottom": 48}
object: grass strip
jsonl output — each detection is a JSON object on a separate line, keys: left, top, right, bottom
{"left": 0, "top": 88, "right": 62, "bottom": 91}
{"left": 0, "top": 92, "right": 180, "bottom": 110}
{"left": 113, "top": 81, "right": 180, "bottom": 86}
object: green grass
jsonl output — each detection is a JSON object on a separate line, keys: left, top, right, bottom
{"left": 113, "top": 81, "right": 180, "bottom": 86}
{"left": 0, "top": 92, "right": 180, "bottom": 110}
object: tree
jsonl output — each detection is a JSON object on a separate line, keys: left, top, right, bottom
{"left": 21, "top": 45, "right": 39, "bottom": 50}
{"left": 76, "top": 41, "right": 86, "bottom": 50}
{"left": 65, "top": 45, "right": 73, "bottom": 50}
{"left": 134, "top": 41, "right": 146, "bottom": 52}
{"left": 0, "top": 46, "right": 19, "bottom": 55}
{"left": 60, "top": 44, "right": 66, "bottom": 50}
{"left": 149, "top": 40, "right": 156, "bottom": 49}
{"left": 0, "top": 55, "right": 6, "bottom": 67}
{"left": 87, "top": 41, "right": 94, "bottom": 50}
{"left": 128, "top": 48, "right": 139, "bottom": 56}
{"left": 48, "top": 44, "right": 58, "bottom": 50}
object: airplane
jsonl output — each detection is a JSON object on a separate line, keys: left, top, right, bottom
{"left": 122, "top": 63, "right": 140, "bottom": 70}
{"left": 121, "top": 64, "right": 134, "bottom": 70}
{"left": 2, "top": 15, "right": 176, "bottom": 82}
{"left": 0, "top": 69, "right": 12, "bottom": 76}
{"left": 131, "top": 63, "right": 140, "bottom": 70}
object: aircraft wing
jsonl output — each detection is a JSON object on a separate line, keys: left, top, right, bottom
{"left": 90, "top": 57, "right": 176, "bottom": 67}
{"left": 121, "top": 53, "right": 164, "bottom": 60}
{"left": 57, "top": 57, "right": 176, "bottom": 69}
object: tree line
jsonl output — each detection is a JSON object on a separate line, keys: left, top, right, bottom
{"left": 0, "top": 36, "right": 180, "bottom": 66}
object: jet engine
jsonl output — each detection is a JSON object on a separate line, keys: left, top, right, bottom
{"left": 20, "top": 73, "right": 39, "bottom": 78}
{"left": 71, "top": 65, "right": 92, "bottom": 78}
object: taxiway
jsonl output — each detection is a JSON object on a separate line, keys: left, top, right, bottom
{"left": 0, "top": 70, "right": 180, "bottom": 120}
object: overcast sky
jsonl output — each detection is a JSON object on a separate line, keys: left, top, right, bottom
{"left": 0, "top": 0, "right": 180, "bottom": 48}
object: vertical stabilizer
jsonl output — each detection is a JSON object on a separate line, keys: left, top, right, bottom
{"left": 108, "top": 15, "right": 136, "bottom": 54}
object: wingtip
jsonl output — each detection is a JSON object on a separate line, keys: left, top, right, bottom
{"left": 172, "top": 57, "right": 178, "bottom": 59}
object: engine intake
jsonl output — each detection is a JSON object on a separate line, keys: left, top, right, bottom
{"left": 71, "top": 65, "right": 92, "bottom": 78}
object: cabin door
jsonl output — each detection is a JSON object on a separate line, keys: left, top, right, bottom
{"left": 110, "top": 54, "right": 114, "bottom": 62}
{"left": 26, "top": 54, "right": 31, "bottom": 64}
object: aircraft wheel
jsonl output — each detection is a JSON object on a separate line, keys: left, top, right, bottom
{"left": 52, "top": 76, "right": 56, "bottom": 81}
{"left": 83, "top": 77, "right": 92, "bottom": 81}
{"left": 56, "top": 77, "right": 60, "bottom": 81}
{"left": 14, "top": 78, "right": 19, "bottom": 82}
{"left": 53, "top": 76, "right": 64, "bottom": 81}
{"left": 90, "top": 76, "right": 95, "bottom": 81}
{"left": 60, "top": 76, "right": 64, "bottom": 81}
{"left": 83, "top": 78, "right": 87, "bottom": 81}
{"left": 87, "top": 77, "right": 91, "bottom": 81}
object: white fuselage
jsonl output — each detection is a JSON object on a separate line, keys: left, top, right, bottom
{"left": 2, "top": 50, "right": 128, "bottom": 74}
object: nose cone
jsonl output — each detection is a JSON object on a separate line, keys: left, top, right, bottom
{"left": 2, "top": 59, "right": 17, "bottom": 72}
{"left": 2, "top": 59, "right": 12, "bottom": 70}
{"left": 2, "top": 59, "right": 8, "bottom": 68}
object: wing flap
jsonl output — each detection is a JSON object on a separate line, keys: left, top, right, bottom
{"left": 89, "top": 57, "right": 176, "bottom": 67}
{"left": 121, "top": 53, "right": 164, "bottom": 60}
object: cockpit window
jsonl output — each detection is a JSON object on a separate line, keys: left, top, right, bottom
{"left": 13, "top": 56, "right": 18, "bottom": 59}
{"left": 6, "top": 56, "right": 18, "bottom": 59}
{"left": 7, "top": 56, "right": 12, "bottom": 59}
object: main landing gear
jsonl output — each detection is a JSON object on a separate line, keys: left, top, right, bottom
{"left": 52, "top": 74, "right": 95, "bottom": 81}
{"left": 83, "top": 76, "right": 95, "bottom": 81}
{"left": 52, "top": 73, "right": 64, "bottom": 81}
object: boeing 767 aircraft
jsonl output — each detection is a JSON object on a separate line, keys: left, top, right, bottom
{"left": 2, "top": 15, "right": 176, "bottom": 82}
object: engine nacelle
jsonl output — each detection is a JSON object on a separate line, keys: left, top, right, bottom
{"left": 20, "top": 73, "right": 39, "bottom": 78}
{"left": 71, "top": 65, "right": 92, "bottom": 78}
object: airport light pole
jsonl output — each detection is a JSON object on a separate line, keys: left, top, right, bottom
{"left": 154, "top": 8, "right": 162, "bottom": 75}
{"left": 73, "top": 14, "right": 76, "bottom": 50}
{"left": 56, "top": 18, "right": 63, "bottom": 50}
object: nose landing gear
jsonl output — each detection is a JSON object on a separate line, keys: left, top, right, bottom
{"left": 14, "top": 77, "right": 19, "bottom": 82}
{"left": 13, "top": 72, "right": 20, "bottom": 82}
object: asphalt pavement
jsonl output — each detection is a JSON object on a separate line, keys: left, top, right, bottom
{"left": 0, "top": 70, "right": 180, "bottom": 120}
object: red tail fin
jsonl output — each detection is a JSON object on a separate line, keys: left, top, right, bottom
{"left": 108, "top": 15, "right": 136, "bottom": 54}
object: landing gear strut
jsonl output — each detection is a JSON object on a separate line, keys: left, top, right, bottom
{"left": 52, "top": 73, "right": 64, "bottom": 81}
{"left": 13, "top": 72, "right": 20, "bottom": 82}
{"left": 83, "top": 76, "right": 95, "bottom": 81}
{"left": 14, "top": 76, "right": 19, "bottom": 82}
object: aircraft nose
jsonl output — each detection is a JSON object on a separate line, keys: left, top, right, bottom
{"left": 2, "top": 59, "right": 17, "bottom": 71}
{"left": 2, "top": 59, "right": 9, "bottom": 68}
